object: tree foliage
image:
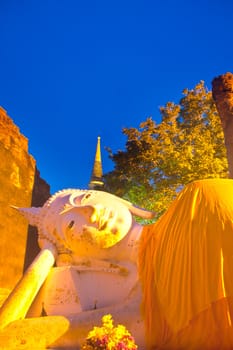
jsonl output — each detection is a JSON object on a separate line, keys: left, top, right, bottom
{"left": 104, "top": 81, "right": 228, "bottom": 219}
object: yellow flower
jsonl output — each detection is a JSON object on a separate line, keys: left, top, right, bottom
{"left": 81, "top": 314, "right": 138, "bottom": 350}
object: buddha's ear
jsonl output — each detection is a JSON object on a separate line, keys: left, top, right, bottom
{"left": 128, "top": 204, "right": 155, "bottom": 219}
{"left": 116, "top": 198, "right": 155, "bottom": 219}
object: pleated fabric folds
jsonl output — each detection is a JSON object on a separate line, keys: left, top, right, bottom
{"left": 139, "top": 179, "right": 233, "bottom": 349}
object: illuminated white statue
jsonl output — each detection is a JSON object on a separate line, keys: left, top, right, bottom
{"left": 0, "top": 189, "right": 154, "bottom": 349}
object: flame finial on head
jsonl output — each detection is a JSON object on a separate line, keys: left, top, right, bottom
{"left": 11, "top": 206, "right": 41, "bottom": 227}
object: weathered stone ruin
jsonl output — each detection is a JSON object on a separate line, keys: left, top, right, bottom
{"left": 0, "top": 107, "right": 50, "bottom": 297}
{"left": 212, "top": 72, "right": 233, "bottom": 177}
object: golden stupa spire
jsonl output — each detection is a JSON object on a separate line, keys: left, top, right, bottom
{"left": 88, "top": 136, "right": 104, "bottom": 189}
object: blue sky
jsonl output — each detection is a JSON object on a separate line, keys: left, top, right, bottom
{"left": 1, "top": 0, "right": 233, "bottom": 194}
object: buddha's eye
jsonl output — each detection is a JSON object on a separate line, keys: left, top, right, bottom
{"left": 68, "top": 220, "right": 75, "bottom": 229}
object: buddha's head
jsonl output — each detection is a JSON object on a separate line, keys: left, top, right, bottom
{"left": 16, "top": 189, "right": 155, "bottom": 252}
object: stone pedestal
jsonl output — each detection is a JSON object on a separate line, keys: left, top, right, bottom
{"left": 27, "top": 262, "right": 137, "bottom": 317}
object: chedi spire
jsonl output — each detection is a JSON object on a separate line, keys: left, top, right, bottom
{"left": 88, "top": 136, "right": 104, "bottom": 189}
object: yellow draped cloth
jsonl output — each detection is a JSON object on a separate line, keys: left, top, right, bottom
{"left": 138, "top": 179, "right": 233, "bottom": 349}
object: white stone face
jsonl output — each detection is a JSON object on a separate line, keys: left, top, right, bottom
{"left": 16, "top": 188, "right": 154, "bottom": 255}
{"left": 58, "top": 201, "right": 133, "bottom": 251}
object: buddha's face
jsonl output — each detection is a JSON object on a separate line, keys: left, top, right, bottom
{"left": 17, "top": 189, "right": 154, "bottom": 254}
{"left": 57, "top": 193, "right": 133, "bottom": 251}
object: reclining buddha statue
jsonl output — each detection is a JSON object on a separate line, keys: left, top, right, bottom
{"left": 0, "top": 178, "right": 233, "bottom": 349}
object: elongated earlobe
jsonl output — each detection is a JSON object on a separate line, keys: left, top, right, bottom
{"left": 129, "top": 205, "right": 155, "bottom": 219}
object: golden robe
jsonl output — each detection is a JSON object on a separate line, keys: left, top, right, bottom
{"left": 139, "top": 179, "right": 233, "bottom": 349}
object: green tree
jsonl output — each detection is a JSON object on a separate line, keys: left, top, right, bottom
{"left": 104, "top": 81, "right": 228, "bottom": 219}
